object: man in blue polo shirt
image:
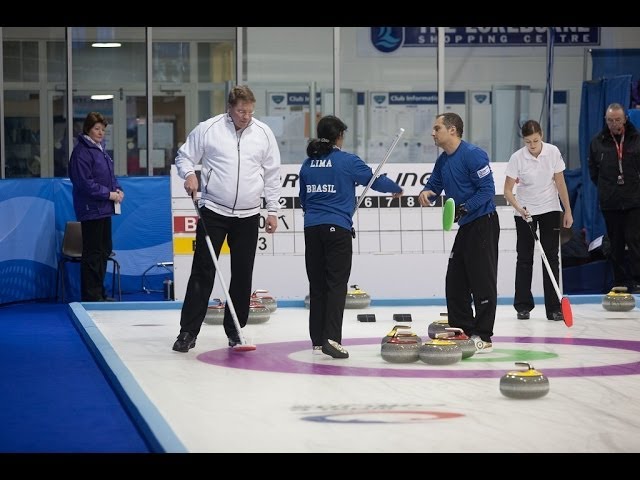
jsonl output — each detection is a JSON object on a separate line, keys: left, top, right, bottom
{"left": 418, "top": 112, "right": 500, "bottom": 353}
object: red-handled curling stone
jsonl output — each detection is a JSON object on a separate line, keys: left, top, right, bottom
{"left": 443, "top": 327, "right": 475, "bottom": 359}
{"left": 251, "top": 289, "right": 277, "bottom": 313}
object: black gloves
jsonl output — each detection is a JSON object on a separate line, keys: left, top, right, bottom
{"left": 454, "top": 203, "right": 468, "bottom": 222}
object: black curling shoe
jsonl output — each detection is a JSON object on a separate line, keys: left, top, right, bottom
{"left": 173, "top": 332, "right": 197, "bottom": 352}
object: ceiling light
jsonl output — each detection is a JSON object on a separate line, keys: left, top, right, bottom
{"left": 91, "top": 42, "right": 122, "bottom": 48}
{"left": 91, "top": 94, "right": 114, "bottom": 100}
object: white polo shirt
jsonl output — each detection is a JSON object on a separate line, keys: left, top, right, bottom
{"left": 505, "top": 141, "right": 565, "bottom": 216}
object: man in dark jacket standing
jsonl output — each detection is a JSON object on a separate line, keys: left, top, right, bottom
{"left": 589, "top": 103, "right": 640, "bottom": 292}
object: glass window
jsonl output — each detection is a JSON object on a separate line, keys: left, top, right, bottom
{"left": 3, "top": 28, "right": 66, "bottom": 178}
{"left": 3, "top": 41, "right": 38, "bottom": 83}
{"left": 154, "top": 42, "right": 190, "bottom": 83}
{"left": 245, "top": 27, "right": 333, "bottom": 165}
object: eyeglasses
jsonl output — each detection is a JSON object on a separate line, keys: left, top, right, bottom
{"left": 605, "top": 117, "right": 625, "bottom": 124}
{"left": 233, "top": 109, "right": 254, "bottom": 117}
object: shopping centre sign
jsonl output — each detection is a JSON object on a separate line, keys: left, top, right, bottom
{"left": 370, "top": 27, "right": 600, "bottom": 52}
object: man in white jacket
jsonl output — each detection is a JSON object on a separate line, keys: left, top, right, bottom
{"left": 172, "top": 85, "right": 281, "bottom": 352}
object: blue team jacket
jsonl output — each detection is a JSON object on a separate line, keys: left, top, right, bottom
{"left": 299, "top": 147, "right": 402, "bottom": 231}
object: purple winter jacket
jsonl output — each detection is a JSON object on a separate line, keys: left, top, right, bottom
{"left": 68, "top": 134, "right": 122, "bottom": 221}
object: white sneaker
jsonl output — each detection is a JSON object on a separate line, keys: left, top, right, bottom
{"left": 312, "top": 345, "right": 323, "bottom": 355}
{"left": 470, "top": 335, "right": 493, "bottom": 354}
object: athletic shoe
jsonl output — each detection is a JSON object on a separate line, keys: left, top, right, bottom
{"left": 517, "top": 311, "right": 530, "bottom": 320}
{"left": 173, "top": 332, "right": 197, "bottom": 352}
{"left": 228, "top": 333, "right": 241, "bottom": 347}
{"left": 470, "top": 335, "right": 493, "bottom": 354}
{"left": 312, "top": 345, "right": 323, "bottom": 355}
{"left": 322, "top": 339, "right": 349, "bottom": 359}
{"left": 547, "top": 311, "right": 564, "bottom": 321}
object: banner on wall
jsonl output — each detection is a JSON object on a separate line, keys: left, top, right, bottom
{"left": 358, "top": 27, "right": 601, "bottom": 56}
{"left": 0, "top": 177, "right": 173, "bottom": 305}
{"left": 169, "top": 161, "right": 531, "bottom": 301}
{"left": 0, "top": 180, "right": 57, "bottom": 304}
{"left": 170, "top": 162, "right": 511, "bottom": 253}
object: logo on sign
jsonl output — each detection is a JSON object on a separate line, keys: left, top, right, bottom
{"left": 272, "top": 95, "right": 285, "bottom": 104}
{"left": 371, "top": 27, "right": 403, "bottom": 53}
{"left": 373, "top": 95, "right": 387, "bottom": 105}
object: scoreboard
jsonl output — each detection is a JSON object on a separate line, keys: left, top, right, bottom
{"left": 170, "top": 163, "right": 545, "bottom": 302}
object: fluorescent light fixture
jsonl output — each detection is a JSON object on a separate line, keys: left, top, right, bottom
{"left": 91, "top": 94, "right": 114, "bottom": 100}
{"left": 91, "top": 42, "right": 122, "bottom": 48}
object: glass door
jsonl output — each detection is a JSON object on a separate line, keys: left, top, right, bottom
{"left": 51, "top": 89, "right": 192, "bottom": 177}
{"left": 48, "top": 91, "right": 120, "bottom": 175}
{"left": 125, "top": 91, "right": 189, "bottom": 176}
{"left": 4, "top": 90, "right": 42, "bottom": 178}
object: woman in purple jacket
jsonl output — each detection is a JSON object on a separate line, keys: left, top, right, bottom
{"left": 68, "top": 112, "right": 124, "bottom": 301}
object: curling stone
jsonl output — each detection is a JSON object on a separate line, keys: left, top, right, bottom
{"left": 251, "top": 289, "right": 277, "bottom": 312}
{"left": 381, "top": 337, "right": 420, "bottom": 363}
{"left": 246, "top": 302, "right": 271, "bottom": 324}
{"left": 500, "top": 362, "right": 550, "bottom": 399}
{"left": 204, "top": 298, "right": 225, "bottom": 325}
{"left": 428, "top": 319, "right": 450, "bottom": 339}
{"left": 418, "top": 337, "right": 462, "bottom": 365}
{"left": 443, "top": 327, "right": 475, "bottom": 359}
{"left": 306, "top": 285, "right": 372, "bottom": 309}
{"left": 204, "top": 299, "right": 271, "bottom": 325}
{"left": 345, "top": 284, "right": 371, "bottom": 309}
{"left": 381, "top": 325, "right": 422, "bottom": 344}
{"left": 602, "top": 287, "right": 635, "bottom": 312}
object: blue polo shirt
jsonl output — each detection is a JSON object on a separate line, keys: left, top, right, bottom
{"left": 424, "top": 140, "right": 496, "bottom": 226}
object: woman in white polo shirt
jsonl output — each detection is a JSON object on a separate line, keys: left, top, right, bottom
{"left": 503, "top": 120, "right": 573, "bottom": 321}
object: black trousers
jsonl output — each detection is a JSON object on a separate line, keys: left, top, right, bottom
{"left": 602, "top": 207, "right": 640, "bottom": 286}
{"left": 305, "top": 224, "right": 353, "bottom": 346}
{"left": 80, "top": 217, "right": 112, "bottom": 302}
{"left": 513, "top": 211, "right": 562, "bottom": 317}
{"left": 179, "top": 207, "right": 259, "bottom": 339}
{"left": 446, "top": 212, "right": 500, "bottom": 342}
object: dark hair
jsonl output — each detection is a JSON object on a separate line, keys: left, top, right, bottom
{"left": 521, "top": 119, "right": 542, "bottom": 137}
{"left": 82, "top": 112, "right": 107, "bottom": 135}
{"left": 228, "top": 85, "right": 256, "bottom": 106}
{"left": 306, "top": 115, "right": 348, "bottom": 158}
{"left": 437, "top": 112, "right": 463, "bottom": 138}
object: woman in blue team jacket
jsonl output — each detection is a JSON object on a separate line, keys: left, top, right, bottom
{"left": 299, "top": 115, "right": 403, "bottom": 358}
{"left": 68, "top": 112, "right": 124, "bottom": 302}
